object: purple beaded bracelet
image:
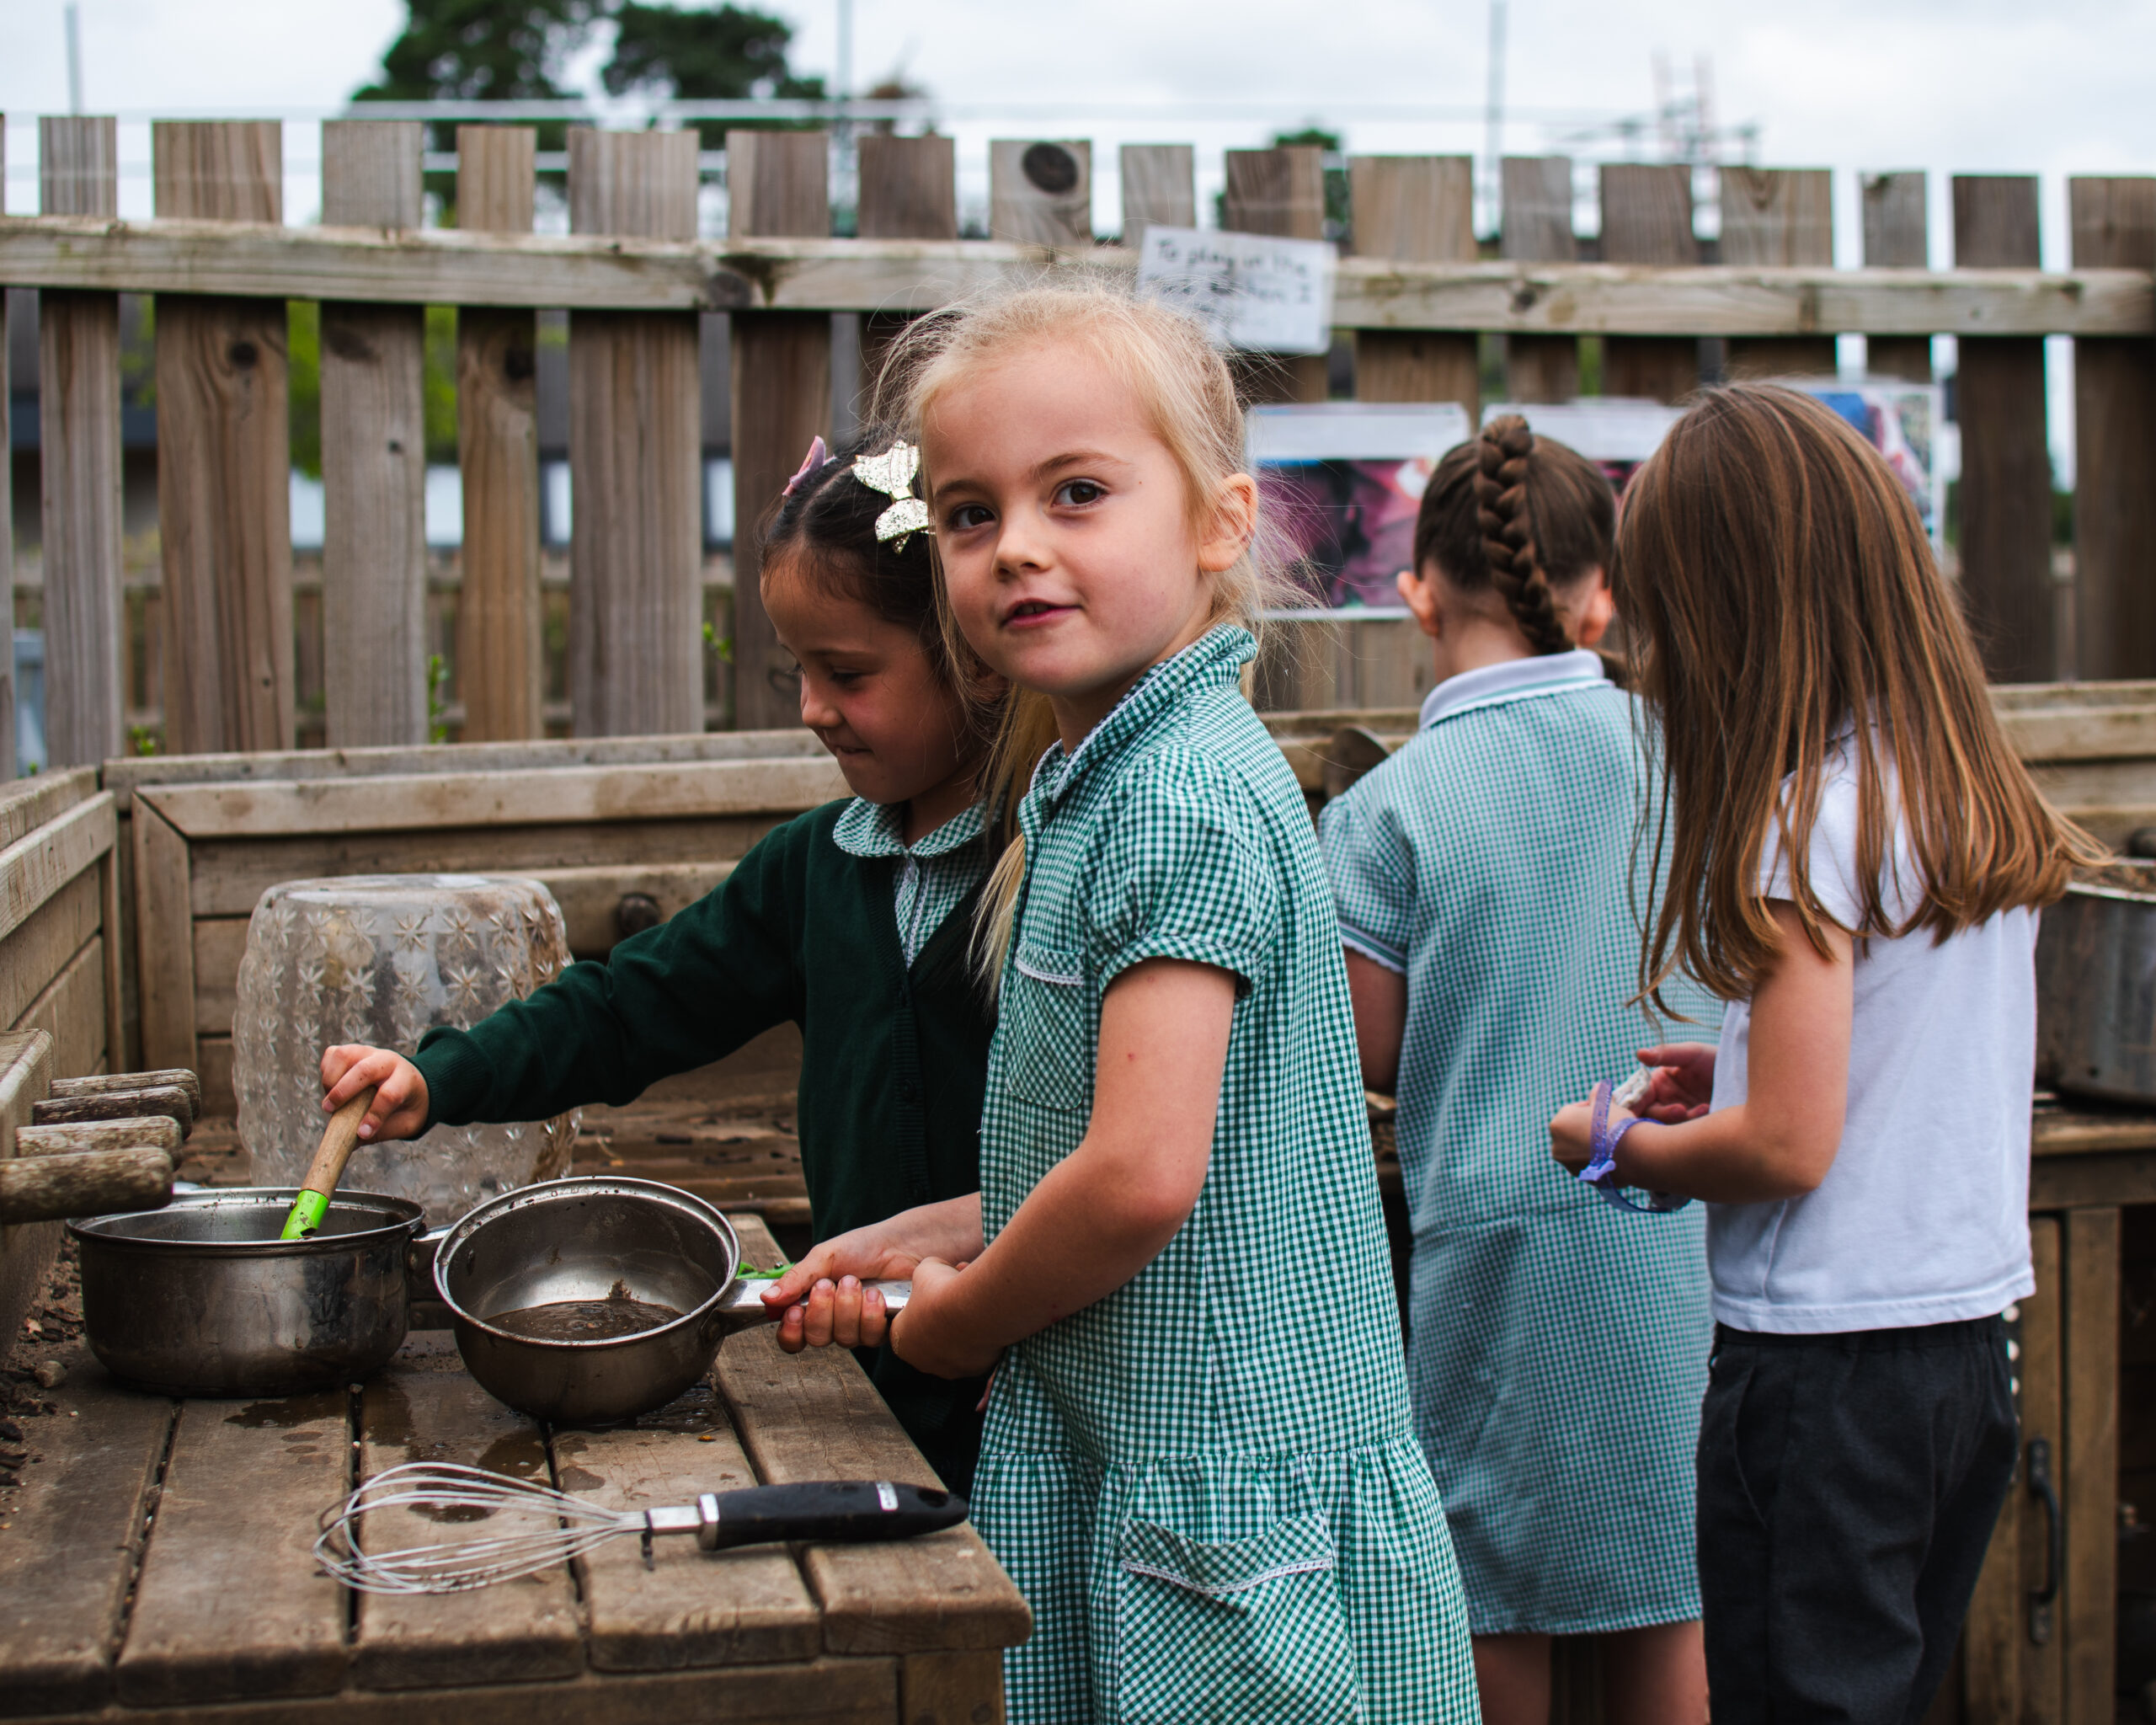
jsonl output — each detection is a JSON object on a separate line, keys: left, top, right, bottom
{"left": 1577, "top": 1080, "right": 1692, "bottom": 1215}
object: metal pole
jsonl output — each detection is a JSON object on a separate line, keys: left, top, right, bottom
{"left": 64, "top": 3, "right": 84, "bottom": 115}
{"left": 835, "top": 0, "right": 853, "bottom": 100}
{"left": 1483, "top": 0, "right": 1506, "bottom": 233}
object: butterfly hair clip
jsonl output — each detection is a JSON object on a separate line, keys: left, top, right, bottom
{"left": 852, "top": 441, "right": 933, "bottom": 552}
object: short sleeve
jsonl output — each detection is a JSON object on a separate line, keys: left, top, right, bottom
{"left": 1319, "top": 785, "right": 1413, "bottom": 975}
{"left": 1082, "top": 756, "right": 1281, "bottom": 991}
{"left": 1758, "top": 761, "right": 1865, "bottom": 931}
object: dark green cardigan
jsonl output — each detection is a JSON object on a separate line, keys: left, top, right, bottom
{"left": 413, "top": 799, "right": 993, "bottom": 1491}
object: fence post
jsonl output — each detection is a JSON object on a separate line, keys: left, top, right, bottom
{"left": 1598, "top": 163, "right": 1698, "bottom": 403}
{"left": 2069, "top": 177, "right": 2156, "bottom": 679}
{"left": 1501, "top": 156, "right": 1577, "bottom": 403}
{"left": 1223, "top": 146, "right": 1328, "bottom": 404}
{"left": 1119, "top": 144, "right": 1193, "bottom": 254}
{"left": 318, "top": 120, "right": 427, "bottom": 748}
{"left": 1861, "top": 173, "right": 1931, "bottom": 381}
{"left": 857, "top": 134, "right": 956, "bottom": 404}
{"left": 1722, "top": 168, "right": 1836, "bottom": 378}
{"left": 1954, "top": 175, "right": 2054, "bottom": 683}
{"left": 1349, "top": 156, "right": 1477, "bottom": 415}
{"left": 455, "top": 126, "right": 544, "bottom": 740}
{"left": 727, "top": 130, "right": 831, "bottom": 733}
{"left": 989, "top": 141, "right": 1093, "bottom": 247}
{"left": 567, "top": 128, "right": 704, "bottom": 737}
{"left": 37, "top": 115, "right": 123, "bottom": 769}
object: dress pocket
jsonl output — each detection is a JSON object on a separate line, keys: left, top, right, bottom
{"left": 1003, "top": 939, "right": 1093, "bottom": 1114}
{"left": 1114, "top": 1514, "right": 1364, "bottom": 1724}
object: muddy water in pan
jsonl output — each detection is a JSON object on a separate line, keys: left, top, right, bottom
{"left": 486, "top": 1280, "right": 684, "bottom": 1343}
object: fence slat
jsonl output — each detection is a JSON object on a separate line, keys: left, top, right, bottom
{"left": 1861, "top": 172, "right": 1932, "bottom": 380}
{"left": 2070, "top": 177, "right": 2156, "bottom": 680}
{"left": 318, "top": 120, "right": 427, "bottom": 748}
{"left": 1224, "top": 146, "right": 1327, "bottom": 404}
{"left": 857, "top": 136, "right": 956, "bottom": 403}
{"left": 1119, "top": 145, "right": 1194, "bottom": 254}
{"left": 1349, "top": 157, "right": 1476, "bottom": 415}
{"left": 1721, "top": 168, "right": 1836, "bottom": 378}
{"left": 988, "top": 140, "right": 1092, "bottom": 247}
{"left": 151, "top": 121, "right": 294, "bottom": 759}
{"left": 568, "top": 129, "right": 705, "bottom": 737}
{"left": 727, "top": 131, "right": 831, "bottom": 732}
{"left": 38, "top": 116, "right": 123, "bottom": 769}
{"left": 455, "top": 126, "right": 544, "bottom": 740}
{"left": 1955, "top": 175, "right": 2055, "bottom": 682}
{"left": 1501, "top": 156, "right": 1577, "bottom": 403}
{"left": 1599, "top": 163, "right": 1698, "bottom": 402}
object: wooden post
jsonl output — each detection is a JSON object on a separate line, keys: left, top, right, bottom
{"left": 455, "top": 126, "right": 544, "bottom": 739}
{"left": 38, "top": 116, "right": 123, "bottom": 769}
{"left": 566, "top": 129, "right": 704, "bottom": 738}
{"left": 1119, "top": 144, "right": 1194, "bottom": 253}
{"left": 2063, "top": 1208, "right": 2120, "bottom": 1725}
{"left": 318, "top": 120, "right": 428, "bottom": 748}
{"left": 1861, "top": 173, "right": 1932, "bottom": 382}
{"left": 856, "top": 135, "right": 955, "bottom": 409}
{"left": 1348, "top": 157, "right": 1476, "bottom": 414}
{"left": 988, "top": 140, "right": 1092, "bottom": 247}
{"left": 2009, "top": 1218, "right": 2066, "bottom": 1723}
{"left": 726, "top": 131, "right": 830, "bottom": 733}
{"left": 2068, "top": 177, "right": 2156, "bottom": 680}
{"left": 1598, "top": 163, "right": 1698, "bottom": 402}
{"left": 1954, "top": 176, "right": 2054, "bottom": 683}
{"left": 1501, "top": 156, "right": 1577, "bottom": 403}
{"left": 1722, "top": 168, "right": 1836, "bottom": 378}
{"left": 1223, "top": 146, "right": 1328, "bottom": 405}
{"left": 150, "top": 120, "right": 295, "bottom": 759}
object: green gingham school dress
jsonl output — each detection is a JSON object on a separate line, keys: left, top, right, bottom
{"left": 974, "top": 626, "right": 1478, "bottom": 1725}
{"left": 1321, "top": 652, "right": 1719, "bottom": 1637}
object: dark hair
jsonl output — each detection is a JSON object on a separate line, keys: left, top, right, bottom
{"left": 761, "top": 430, "right": 942, "bottom": 656}
{"left": 1413, "top": 415, "right": 1616, "bottom": 655}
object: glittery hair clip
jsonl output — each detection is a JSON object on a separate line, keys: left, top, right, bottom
{"left": 782, "top": 435, "right": 829, "bottom": 497}
{"left": 852, "top": 440, "right": 932, "bottom": 552}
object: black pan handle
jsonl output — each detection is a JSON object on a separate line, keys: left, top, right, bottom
{"left": 694, "top": 1481, "right": 965, "bottom": 1551}
{"left": 2027, "top": 1437, "right": 2060, "bottom": 1646}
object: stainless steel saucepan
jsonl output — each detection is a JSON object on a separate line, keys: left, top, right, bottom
{"left": 2036, "top": 859, "right": 2156, "bottom": 1104}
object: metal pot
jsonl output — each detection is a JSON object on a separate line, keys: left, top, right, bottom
{"left": 70, "top": 1188, "right": 425, "bottom": 1397}
{"left": 2036, "top": 860, "right": 2156, "bottom": 1105}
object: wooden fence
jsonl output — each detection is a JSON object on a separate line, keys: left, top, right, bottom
{"left": 3, "top": 116, "right": 2153, "bottom": 762}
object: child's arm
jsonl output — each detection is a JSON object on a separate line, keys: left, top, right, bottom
{"left": 759, "top": 1194, "right": 985, "bottom": 1353}
{"left": 890, "top": 957, "right": 1236, "bottom": 1380}
{"left": 1551, "top": 901, "right": 1853, "bottom": 1203}
{"left": 1343, "top": 950, "right": 1406, "bottom": 1095}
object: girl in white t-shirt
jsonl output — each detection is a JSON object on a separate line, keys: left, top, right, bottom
{"left": 1550, "top": 382, "right": 2101, "bottom": 1722}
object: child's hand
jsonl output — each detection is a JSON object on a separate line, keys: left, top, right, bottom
{"left": 889, "top": 1258, "right": 1002, "bottom": 1381}
{"left": 1550, "top": 1099, "right": 1601, "bottom": 1173}
{"left": 321, "top": 1045, "right": 430, "bottom": 1144}
{"left": 763, "top": 1201, "right": 984, "bottom": 1354}
{"left": 1634, "top": 1043, "right": 1717, "bottom": 1122}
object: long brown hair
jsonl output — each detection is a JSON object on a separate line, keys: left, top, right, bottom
{"left": 1615, "top": 382, "right": 2100, "bottom": 1004}
{"left": 1417, "top": 414, "right": 1614, "bottom": 654}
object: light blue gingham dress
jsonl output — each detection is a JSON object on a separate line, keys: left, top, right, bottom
{"left": 975, "top": 625, "right": 1478, "bottom": 1724}
{"left": 1321, "top": 651, "right": 1719, "bottom": 1637}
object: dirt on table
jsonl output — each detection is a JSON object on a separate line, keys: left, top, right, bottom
{"left": 0, "top": 1233, "right": 86, "bottom": 1527}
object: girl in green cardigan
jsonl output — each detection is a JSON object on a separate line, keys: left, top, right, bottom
{"left": 318, "top": 433, "right": 1017, "bottom": 1492}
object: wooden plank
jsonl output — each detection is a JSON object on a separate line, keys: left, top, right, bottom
{"left": 131, "top": 796, "right": 198, "bottom": 1078}
{"left": 2063, "top": 1206, "right": 2119, "bottom": 1725}
{"left": 319, "top": 120, "right": 428, "bottom": 750}
{"left": 1862, "top": 171, "right": 1932, "bottom": 382}
{"left": 1721, "top": 168, "right": 1837, "bottom": 378}
{"left": 900, "top": 1650, "right": 1006, "bottom": 1725}
{"left": 1955, "top": 175, "right": 2055, "bottom": 684}
{"left": 1224, "top": 146, "right": 1328, "bottom": 404}
{"left": 456, "top": 126, "right": 546, "bottom": 743}
{"left": 728, "top": 129, "right": 833, "bottom": 734}
{"left": 1350, "top": 157, "right": 1476, "bottom": 416}
{"left": 856, "top": 136, "right": 958, "bottom": 404}
{"left": 0, "top": 1337, "right": 175, "bottom": 1718}
{"left": 0, "top": 793, "right": 113, "bottom": 949}
{"left": 1118, "top": 144, "right": 1193, "bottom": 254}
{"left": 0, "top": 870, "right": 101, "bottom": 1034}
{"left": 2031, "top": 1156, "right": 2156, "bottom": 1219}
{"left": 1500, "top": 155, "right": 1577, "bottom": 402}
{"left": 2020, "top": 1214, "right": 2066, "bottom": 1724}
{"left": 16, "top": 1115, "right": 184, "bottom": 1156}
{"left": 0, "top": 770, "right": 93, "bottom": 851}
{"left": 113, "top": 1391, "right": 350, "bottom": 1705}
{"left": 37, "top": 118, "right": 123, "bottom": 769}
{"left": 0, "top": 1029, "right": 59, "bottom": 1357}
{"left": 151, "top": 120, "right": 294, "bottom": 758}
{"left": 988, "top": 140, "right": 1092, "bottom": 247}
{"left": 13, "top": 935, "right": 109, "bottom": 1080}
{"left": 2069, "top": 178, "right": 2156, "bottom": 681}
{"left": 568, "top": 129, "right": 706, "bottom": 739}
{"left": 353, "top": 1362, "right": 583, "bottom": 1690}
{"left": 1598, "top": 163, "right": 1698, "bottom": 403}
{"left": 100, "top": 845, "right": 122, "bottom": 1080}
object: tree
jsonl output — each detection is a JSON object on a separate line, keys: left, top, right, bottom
{"left": 605, "top": 3, "right": 825, "bottom": 144}
{"left": 354, "top": 0, "right": 602, "bottom": 151}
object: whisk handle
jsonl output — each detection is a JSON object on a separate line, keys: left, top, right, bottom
{"left": 685, "top": 1480, "right": 966, "bottom": 1551}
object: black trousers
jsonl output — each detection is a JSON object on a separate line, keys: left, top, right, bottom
{"left": 1696, "top": 1315, "right": 2019, "bottom": 1725}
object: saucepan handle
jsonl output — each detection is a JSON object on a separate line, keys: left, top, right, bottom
{"left": 720, "top": 1276, "right": 911, "bottom": 1322}
{"left": 690, "top": 1480, "right": 964, "bottom": 1551}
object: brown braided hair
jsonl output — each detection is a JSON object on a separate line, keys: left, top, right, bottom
{"left": 1414, "top": 414, "right": 1615, "bottom": 655}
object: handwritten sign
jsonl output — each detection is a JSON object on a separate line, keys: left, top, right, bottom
{"left": 1136, "top": 226, "right": 1337, "bottom": 356}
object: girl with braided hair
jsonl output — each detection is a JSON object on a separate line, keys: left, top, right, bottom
{"left": 1321, "top": 414, "right": 1719, "bottom": 1723}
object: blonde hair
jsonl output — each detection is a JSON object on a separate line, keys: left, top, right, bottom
{"left": 873, "top": 280, "right": 1278, "bottom": 989}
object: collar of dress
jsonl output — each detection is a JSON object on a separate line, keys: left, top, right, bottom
{"left": 831, "top": 795, "right": 989, "bottom": 861}
{"left": 1417, "top": 648, "right": 1609, "bottom": 730}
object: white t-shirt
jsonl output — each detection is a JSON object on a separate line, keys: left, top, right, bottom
{"left": 1706, "top": 746, "right": 2037, "bottom": 1333}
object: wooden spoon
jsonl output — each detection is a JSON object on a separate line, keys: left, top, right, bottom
{"left": 280, "top": 1087, "right": 378, "bottom": 1240}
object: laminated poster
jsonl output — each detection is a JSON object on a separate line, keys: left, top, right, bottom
{"left": 1138, "top": 226, "right": 1337, "bottom": 358}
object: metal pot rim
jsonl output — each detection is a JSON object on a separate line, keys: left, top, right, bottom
{"left": 434, "top": 1176, "right": 740, "bottom": 1350}
{"left": 67, "top": 1186, "right": 426, "bottom": 1258}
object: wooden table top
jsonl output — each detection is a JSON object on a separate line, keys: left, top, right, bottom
{"left": 0, "top": 1216, "right": 1028, "bottom": 1724}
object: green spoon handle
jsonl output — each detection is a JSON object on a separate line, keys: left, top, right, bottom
{"left": 280, "top": 1087, "right": 376, "bottom": 1240}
